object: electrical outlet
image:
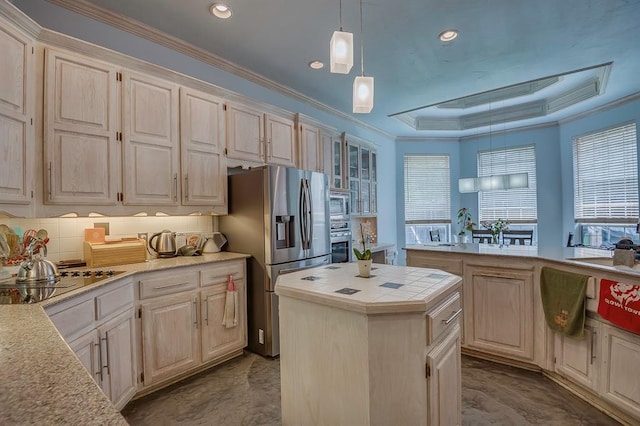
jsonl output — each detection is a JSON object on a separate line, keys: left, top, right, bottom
{"left": 258, "top": 329, "right": 264, "bottom": 344}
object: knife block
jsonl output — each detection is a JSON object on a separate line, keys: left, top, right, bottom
{"left": 84, "top": 239, "right": 147, "bottom": 267}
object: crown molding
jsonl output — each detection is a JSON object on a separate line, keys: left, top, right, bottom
{"left": 395, "top": 135, "right": 461, "bottom": 143}
{"left": 41, "top": 0, "right": 392, "bottom": 139}
{"left": 557, "top": 91, "right": 640, "bottom": 126}
{"left": 0, "top": 0, "right": 42, "bottom": 37}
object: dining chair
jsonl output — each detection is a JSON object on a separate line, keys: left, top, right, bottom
{"left": 471, "top": 229, "right": 493, "bottom": 243}
{"left": 429, "top": 230, "right": 441, "bottom": 242}
{"left": 502, "top": 230, "right": 534, "bottom": 245}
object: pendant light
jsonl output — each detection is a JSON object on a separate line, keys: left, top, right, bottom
{"left": 330, "top": 0, "right": 353, "bottom": 74}
{"left": 353, "top": 0, "right": 374, "bottom": 113}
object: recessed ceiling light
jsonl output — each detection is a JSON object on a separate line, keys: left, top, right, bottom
{"left": 309, "top": 60, "right": 324, "bottom": 70}
{"left": 210, "top": 3, "right": 232, "bottom": 19}
{"left": 439, "top": 29, "right": 458, "bottom": 42}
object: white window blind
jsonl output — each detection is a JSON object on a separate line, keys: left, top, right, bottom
{"left": 404, "top": 155, "right": 451, "bottom": 223}
{"left": 573, "top": 123, "right": 638, "bottom": 222}
{"left": 478, "top": 145, "right": 537, "bottom": 222}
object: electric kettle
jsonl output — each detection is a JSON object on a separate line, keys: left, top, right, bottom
{"left": 149, "top": 229, "right": 178, "bottom": 258}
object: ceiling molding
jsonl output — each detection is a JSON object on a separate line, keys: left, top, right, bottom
{"left": 395, "top": 135, "right": 461, "bottom": 143}
{"left": 41, "top": 0, "right": 393, "bottom": 139}
{"left": 0, "top": 1, "right": 42, "bottom": 37}
{"left": 557, "top": 91, "right": 640, "bottom": 126}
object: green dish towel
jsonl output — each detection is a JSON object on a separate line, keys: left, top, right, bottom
{"left": 540, "top": 267, "right": 589, "bottom": 339}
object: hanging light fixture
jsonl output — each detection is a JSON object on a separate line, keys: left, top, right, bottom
{"left": 353, "top": 0, "right": 374, "bottom": 113}
{"left": 458, "top": 103, "right": 528, "bottom": 193}
{"left": 330, "top": 0, "right": 353, "bottom": 74}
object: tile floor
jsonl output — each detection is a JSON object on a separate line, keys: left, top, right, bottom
{"left": 122, "top": 353, "right": 620, "bottom": 425}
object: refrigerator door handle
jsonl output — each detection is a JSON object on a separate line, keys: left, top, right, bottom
{"left": 299, "top": 179, "right": 309, "bottom": 250}
{"left": 306, "top": 180, "right": 313, "bottom": 247}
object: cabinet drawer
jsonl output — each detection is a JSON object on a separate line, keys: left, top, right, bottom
{"left": 96, "top": 281, "right": 133, "bottom": 321}
{"left": 139, "top": 271, "right": 198, "bottom": 299}
{"left": 48, "top": 298, "right": 96, "bottom": 340}
{"left": 426, "top": 292, "right": 462, "bottom": 345}
{"left": 200, "top": 261, "right": 245, "bottom": 287}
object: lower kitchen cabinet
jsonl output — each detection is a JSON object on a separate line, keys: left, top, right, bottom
{"left": 554, "top": 318, "right": 600, "bottom": 391}
{"left": 140, "top": 292, "right": 201, "bottom": 387}
{"left": 427, "top": 323, "right": 462, "bottom": 426}
{"left": 600, "top": 323, "right": 640, "bottom": 419}
{"left": 463, "top": 265, "right": 534, "bottom": 361}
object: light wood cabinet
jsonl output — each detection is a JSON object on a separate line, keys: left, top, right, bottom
{"left": 600, "top": 323, "right": 640, "bottom": 419}
{"left": 226, "top": 102, "right": 296, "bottom": 167}
{"left": 332, "top": 135, "right": 346, "bottom": 189}
{"left": 44, "top": 48, "right": 119, "bottom": 205}
{"left": 179, "top": 87, "right": 226, "bottom": 208}
{"left": 427, "top": 323, "right": 462, "bottom": 426}
{"left": 122, "top": 71, "right": 179, "bottom": 206}
{"left": 554, "top": 318, "right": 600, "bottom": 391}
{"left": 463, "top": 265, "right": 534, "bottom": 361}
{"left": 140, "top": 291, "right": 201, "bottom": 386}
{"left": 200, "top": 278, "right": 247, "bottom": 362}
{"left": 0, "top": 17, "right": 33, "bottom": 208}
{"left": 406, "top": 250, "right": 463, "bottom": 275}
{"left": 297, "top": 115, "right": 336, "bottom": 175}
{"left": 344, "top": 133, "right": 377, "bottom": 215}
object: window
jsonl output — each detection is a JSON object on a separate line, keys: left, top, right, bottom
{"left": 478, "top": 145, "right": 537, "bottom": 222}
{"left": 573, "top": 122, "right": 638, "bottom": 247}
{"left": 404, "top": 155, "right": 450, "bottom": 244}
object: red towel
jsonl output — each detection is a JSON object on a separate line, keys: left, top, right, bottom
{"left": 598, "top": 278, "right": 640, "bottom": 334}
{"left": 222, "top": 274, "right": 238, "bottom": 328}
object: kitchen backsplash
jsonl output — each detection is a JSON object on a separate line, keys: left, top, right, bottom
{"left": 1, "top": 216, "right": 213, "bottom": 263}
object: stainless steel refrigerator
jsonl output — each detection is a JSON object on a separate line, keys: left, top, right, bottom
{"left": 219, "top": 165, "right": 331, "bottom": 357}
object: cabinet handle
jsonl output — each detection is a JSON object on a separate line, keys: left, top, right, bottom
{"left": 205, "top": 295, "right": 209, "bottom": 325}
{"left": 590, "top": 330, "right": 597, "bottom": 364}
{"left": 184, "top": 174, "right": 189, "bottom": 200}
{"left": 102, "top": 334, "right": 111, "bottom": 375}
{"left": 443, "top": 308, "right": 463, "bottom": 325}
{"left": 48, "top": 162, "right": 52, "bottom": 198}
{"left": 173, "top": 173, "right": 178, "bottom": 202}
{"left": 268, "top": 138, "right": 272, "bottom": 159}
{"left": 193, "top": 298, "right": 198, "bottom": 329}
{"left": 95, "top": 339, "right": 103, "bottom": 381}
{"left": 259, "top": 138, "right": 264, "bottom": 157}
{"left": 153, "top": 281, "right": 188, "bottom": 290}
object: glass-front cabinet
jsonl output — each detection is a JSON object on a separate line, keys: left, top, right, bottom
{"left": 343, "top": 133, "right": 377, "bottom": 216}
{"left": 332, "top": 138, "right": 345, "bottom": 190}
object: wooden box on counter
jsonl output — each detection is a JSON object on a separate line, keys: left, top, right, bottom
{"left": 83, "top": 239, "right": 147, "bottom": 267}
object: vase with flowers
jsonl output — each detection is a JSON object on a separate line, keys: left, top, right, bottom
{"left": 481, "top": 219, "right": 509, "bottom": 245}
{"left": 456, "top": 208, "right": 476, "bottom": 243}
{"left": 354, "top": 223, "right": 373, "bottom": 277}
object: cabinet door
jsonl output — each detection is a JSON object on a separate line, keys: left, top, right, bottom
{"left": 370, "top": 151, "right": 377, "bottom": 214}
{"left": 320, "top": 131, "right": 333, "bottom": 177}
{"left": 180, "top": 87, "right": 226, "bottom": 207}
{"left": 225, "top": 102, "right": 264, "bottom": 163}
{"left": 141, "top": 292, "right": 200, "bottom": 386}
{"left": 0, "top": 21, "right": 32, "bottom": 205}
{"left": 600, "top": 324, "right": 640, "bottom": 418}
{"left": 265, "top": 113, "right": 296, "bottom": 167}
{"left": 99, "top": 309, "right": 137, "bottom": 410}
{"left": 332, "top": 138, "right": 344, "bottom": 189}
{"left": 69, "top": 330, "right": 101, "bottom": 385}
{"left": 44, "top": 48, "right": 118, "bottom": 205}
{"left": 122, "top": 71, "right": 179, "bottom": 205}
{"left": 427, "top": 323, "right": 462, "bottom": 426}
{"left": 554, "top": 319, "right": 599, "bottom": 391}
{"left": 464, "top": 266, "right": 534, "bottom": 360}
{"left": 200, "top": 279, "right": 247, "bottom": 363}
{"left": 347, "top": 143, "right": 360, "bottom": 214}
{"left": 299, "top": 123, "right": 319, "bottom": 172}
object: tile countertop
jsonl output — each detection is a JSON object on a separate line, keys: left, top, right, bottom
{"left": 274, "top": 262, "right": 461, "bottom": 315}
{"left": 0, "top": 252, "right": 250, "bottom": 424}
{"left": 405, "top": 243, "right": 639, "bottom": 275}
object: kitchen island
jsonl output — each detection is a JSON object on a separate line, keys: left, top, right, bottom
{"left": 405, "top": 243, "right": 640, "bottom": 425}
{"left": 275, "top": 262, "right": 462, "bottom": 425}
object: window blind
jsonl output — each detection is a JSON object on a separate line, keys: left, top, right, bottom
{"left": 404, "top": 155, "right": 451, "bottom": 223}
{"left": 573, "top": 123, "right": 638, "bottom": 222}
{"left": 478, "top": 145, "right": 537, "bottom": 222}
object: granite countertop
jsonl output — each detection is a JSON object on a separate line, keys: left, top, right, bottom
{"left": 367, "top": 242, "right": 396, "bottom": 252}
{"left": 0, "top": 305, "right": 128, "bottom": 425}
{"left": 0, "top": 252, "right": 250, "bottom": 423}
{"left": 275, "top": 262, "right": 461, "bottom": 315}
{"left": 404, "top": 243, "right": 640, "bottom": 276}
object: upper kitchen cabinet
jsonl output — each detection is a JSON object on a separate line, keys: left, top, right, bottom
{"left": 296, "top": 113, "right": 336, "bottom": 176}
{"left": 44, "top": 48, "right": 119, "bottom": 206}
{"left": 225, "top": 102, "right": 296, "bottom": 168}
{"left": 344, "top": 133, "right": 377, "bottom": 216}
{"left": 0, "top": 18, "right": 34, "bottom": 210}
{"left": 179, "top": 87, "right": 227, "bottom": 209}
{"left": 122, "top": 71, "right": 179, "bottom": 206}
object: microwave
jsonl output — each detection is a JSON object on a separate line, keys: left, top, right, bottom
{"left": 329, "top": 192, "right": 350, "bottom": 221}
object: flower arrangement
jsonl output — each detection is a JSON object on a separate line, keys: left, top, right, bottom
{"left": 481, "top": 219, "right": 509, "bottom": 243}
{"left": 353, "top": 222, "right": 373, "bottom": 260}
{"left": 456, "top": 208, "right": 476, "bottom": 235}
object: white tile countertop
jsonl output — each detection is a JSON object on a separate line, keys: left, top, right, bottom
{"left": 275, "top": 262, "right": 462, "bottom": 315}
